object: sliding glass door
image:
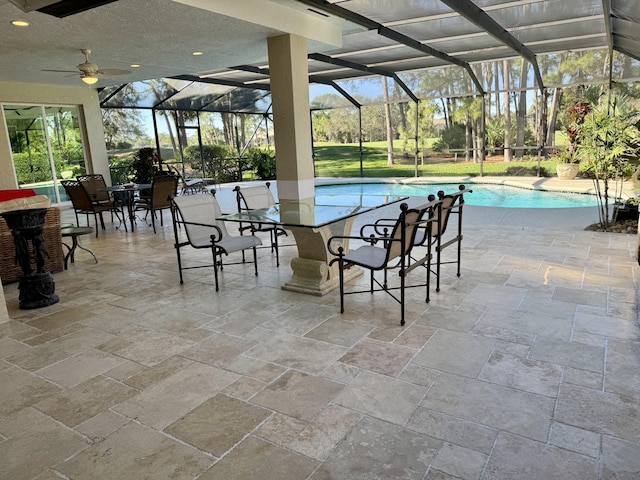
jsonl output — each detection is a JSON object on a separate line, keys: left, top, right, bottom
{"left": 3, "top": 104, "right": 87, "bottom": 203}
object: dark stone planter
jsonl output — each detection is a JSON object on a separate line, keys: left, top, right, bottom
{"left": 0, "top": 208, "right": 59, "bottom": 309}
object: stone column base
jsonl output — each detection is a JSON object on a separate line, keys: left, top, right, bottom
{"left": 282, "top": 257, "right": 362, "bottom": 296}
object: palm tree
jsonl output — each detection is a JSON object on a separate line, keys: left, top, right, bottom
{"left": 578, "top": 92, "right": 640, "bottom": 229}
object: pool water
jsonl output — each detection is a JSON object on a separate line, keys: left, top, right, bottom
{"left": 316, "top": 183, "right": 598, "bottom": 209}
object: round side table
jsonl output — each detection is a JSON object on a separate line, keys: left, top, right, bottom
{"left": 61, "top": 226, "right": 97, "bottom": 269}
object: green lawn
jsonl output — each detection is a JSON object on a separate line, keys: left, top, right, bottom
{"left": 312, "top": 141, "right": 559, "bottom": 178}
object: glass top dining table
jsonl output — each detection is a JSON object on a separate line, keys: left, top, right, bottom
{"left": 219, "top": 194, "right": 408, "bottom": 296}
{"left": 219, "top": 194, "right": 408, "bottom": 228}
{"left": 100, "top": 184, "right": 152, "bottom": 232}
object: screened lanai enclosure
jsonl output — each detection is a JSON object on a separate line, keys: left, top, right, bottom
{"left": 98, "top": 0, "right": 640, "bottom": 183}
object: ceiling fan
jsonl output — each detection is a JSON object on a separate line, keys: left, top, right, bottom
{"left": 43, "top": 49, "right": 131, "bottom": 85}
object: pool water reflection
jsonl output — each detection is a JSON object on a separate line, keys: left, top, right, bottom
{"left": 316, "top": 183, "right": 597, "bottom": 208}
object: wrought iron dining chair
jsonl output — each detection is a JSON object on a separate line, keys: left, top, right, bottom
{"left": 171, "top": 192, "right": 262, "bottom": 290}
{"left": 234, "top": 182, "right": 288, "bottom": 266}
{"left": 61, "top": 180, "right": 118, "bottom": 237}
{"left": 393, "top": 185, "right": 472, "bottom": 304}
{"left": 134, "top": 174, "right": 179, "bottom": 233}
{"left": 327, "top": 201, "right": 435, "bottom": 326}
{"left": 77, "top": 173, "right": 127, "bottom": 231}
{"left": 416, "top": 185, "right": 471, "bottom": 294}
{"left": 370, "top": 185, "right": 471, "bottom": 302}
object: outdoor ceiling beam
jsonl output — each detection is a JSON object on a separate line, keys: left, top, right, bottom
{"left": 232, "top": 64, "right": 270, "bottom": 76}
{"left": 171, "top": 74, "right": 271, "bottom": 91}
{"left": 295, "top": 0, "right": 485, "bottom": 95}
{"left": 309, "top": 75, "right": 361, "bottom": 108}
{"left": 309, "top": 53, "right": 419, "bottom": 103}
{"left": 439, "top": 0, "right": 545, "bottom": 92}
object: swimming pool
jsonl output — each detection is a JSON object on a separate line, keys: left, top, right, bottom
{"left": 316, "top": 183, "right": 598, "bottom": 208}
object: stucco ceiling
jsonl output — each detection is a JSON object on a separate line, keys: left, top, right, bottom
{"left": 1, "top": 0, "right": 638, "bottom": 96}
{"left": 0, "top": 0, "right": 344, "bottom": 88}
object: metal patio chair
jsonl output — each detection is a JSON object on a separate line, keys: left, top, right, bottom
{"left": 171, "top": 192, "right": 262, "bottom": 290}
{"left": 327, "top": 201, "right": 436, "bottom": 326}
{"left": 134, "top": 174, "right": 178, "bottom": 233}
{"left": 234, "top": 182, "right": 288, "bottom": 267}
{"left": 61, "top": 180, "right": 123, "bottom": 237}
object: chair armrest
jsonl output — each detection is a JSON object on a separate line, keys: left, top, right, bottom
{"left": 360, "top": 220, "right": 395, "bottom": 237}
{"left": 327, "top": 233, "right": 391, "bottom": 256}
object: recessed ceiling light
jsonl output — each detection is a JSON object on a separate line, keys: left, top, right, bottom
{"left": 130, "top": 64, "right": 140, "bottom": 68}
{"left": 192, "top": 51, "right": 203, "bottom": 56}
{"left": 11, "top": 19, "right": 30, "bottom": 27}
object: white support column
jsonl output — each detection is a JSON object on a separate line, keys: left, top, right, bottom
{"left": 268, "top": 34, "right": 315, "bottom": 202}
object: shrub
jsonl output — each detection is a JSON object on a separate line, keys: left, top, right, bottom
{"left": 183, "top": 144, "right": 241, "bottom": 182}
{"left": 247, "top": 148, "right": 276, "bottom": 180}
{"left": 433, "top": 124, "right": 466, "bottom": 151}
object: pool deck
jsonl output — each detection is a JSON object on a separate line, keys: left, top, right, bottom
{"left": 2, "top": 177, "right": 639, "bottom": 479}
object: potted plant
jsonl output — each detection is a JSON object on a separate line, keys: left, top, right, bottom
{"left": 555, "top": 150, "right": 581, "bottom": 180}
{"left": 130, "top": 147, "right": 161, "bottom": 185}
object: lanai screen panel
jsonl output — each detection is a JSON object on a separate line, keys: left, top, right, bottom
{"left": 154, "top": 82, "right": 236, "bottom": 112}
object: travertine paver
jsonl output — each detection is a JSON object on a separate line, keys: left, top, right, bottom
{"left": 311, "top": 416, "right": 441, "bottom": 480}
{"left": 338, "top": 337, "right": 416, "bottom": 376}
{"left": 251, "top": 370, "right": 344, "bottom": 421}
{"left": 165, "top": 393, "right": 271, "bottom": 456}
{"left": 478, "top": 351, "right": 563, "bottom": 397}
{"left": 334, "top": 370, "right": 427, "bottom": 425}
{"left": 529, "top": 336, "right": 605, "bottom": 372}
{"left": 484, "top": 432, "right": 598, "bottom": 480}
{"left": 34, "top": 375, "right": 138, "bottom": 427}
{"left": 197, "top": 435, "right": 318, "bottom": 480}
{"left": 555, "top": 383, "right": 640, "bottom": 444}
{"left": 245, "top": 331, "right": 347, "bottom": 374}
{"left": 412, "top": 329, "right": 496, "bottom": 378}
{"left": 113, "top": 362, "right": 239, "bottom": 429}
{"left": 0, "top": 417, "right": 87, "bottom": 480}
{"left": 421, "top": 374, "right": 555, "bottom": 441}
{"left": 57, "top": 422, "right": 213, "bottom": 479}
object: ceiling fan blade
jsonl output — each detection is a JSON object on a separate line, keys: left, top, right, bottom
{"left": 97, "top": 68, "right": 131, "bottom": 76}
{"left": 42, "top": 69, "right": 78, "bottom": 73}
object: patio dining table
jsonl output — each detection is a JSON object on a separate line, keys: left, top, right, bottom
{"left": 100, "top": 184, "right": 151, "bottom": 232}
{"left": 219, "top": 194, "right": 407, "bottom": 295}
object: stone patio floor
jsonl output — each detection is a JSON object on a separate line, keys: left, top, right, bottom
{"left": 1, "top": 180, "right": 640, "bottom": 479}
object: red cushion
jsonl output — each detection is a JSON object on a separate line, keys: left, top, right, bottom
{"left": 0, "top": 189, "right": 36, "bottom": 203}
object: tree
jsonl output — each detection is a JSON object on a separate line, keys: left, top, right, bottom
{"left": 503, "top": 60, "right": 512, "bottom": 162}
{"left": 382, "top": 76, "right": 394, "bottom": 166}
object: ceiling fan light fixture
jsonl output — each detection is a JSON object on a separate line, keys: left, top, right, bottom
{"left": 81, "top": 74, "right": 98, "bottom": 85}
